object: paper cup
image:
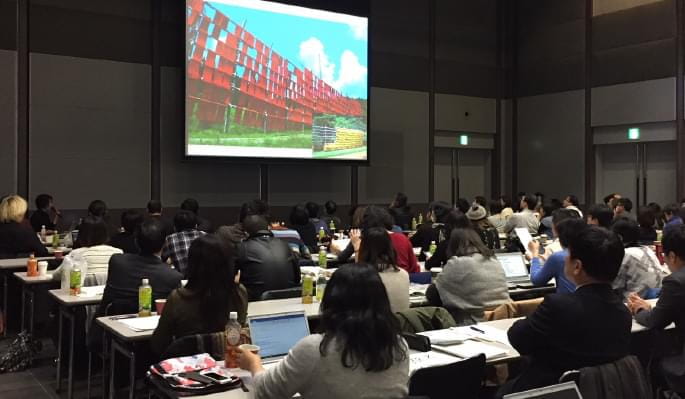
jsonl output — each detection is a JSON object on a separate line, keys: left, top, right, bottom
{"left": 54, "top": 249, "right": 64, "bottom": 259}
{"left": 239, "top": 344, "right": 260, "bottom": 354}
{"left": 413, "top": 247, "right": 422, "bottom": 256}
{"left": 154, "top": 299, "right": 166, "bottom": 315}
{"left": 38, "top": 261, "right": 48, "bottom": 276}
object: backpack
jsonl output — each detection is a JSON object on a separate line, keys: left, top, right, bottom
{"left": 0, "top": 331, "right": 42, "bottom": 373}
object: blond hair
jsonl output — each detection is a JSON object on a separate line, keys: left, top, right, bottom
{"left": 0, "top": 195, "right": 28, "bottom": 223}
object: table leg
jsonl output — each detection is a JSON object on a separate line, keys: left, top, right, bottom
{"left": 109, "top": 339, "right": 116, "bottom": 399}
{"left": 20, "top": 286, "right": 26, "bottom": 332}
{"left": 2, "top": 273, "right": 7, "bottom": 337}
{"left": 67, "top": 310, "right": 75, "bottom": 399}
{"left": 28, "top": 289, "right": 35, "bottom": 335}
{"left": 128, "top": 349, "right": 136, "bottom": 399}
{"left": 56, "top": 307, "right": 64, "bottom": 392}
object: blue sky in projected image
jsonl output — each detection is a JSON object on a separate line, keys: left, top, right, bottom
{"left": 207, "top": 0, "right": 368, "bottom": 99}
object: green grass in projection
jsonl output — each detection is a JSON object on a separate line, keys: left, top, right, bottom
{"left": 188, "top": 107, "right": 313, "bottom": 149}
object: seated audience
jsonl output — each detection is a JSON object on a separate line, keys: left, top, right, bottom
{"left": 216, "top": 199, "right": 270, "bottom": 252}
{"left": 474, "top": 195, "right": 488, "bottom": 209}
{"left": 180, "top": 198, "right": 212, "bottom": 232}
{"left": 456, "top": 198, "right": 471, "bottom": 214}
{"left": 528, "top": 214, "right": 584, "bottom": 294}
{"left": 614, "top": 197, "right": 635, "bottom": 220}
{"left": 289, "top": 204, "right": 318, "bottom": 251}
{"left": 355, "top": 227, "right": 410, "bottom": 313}
{"left": 503, "top": 194, "right": 540, "bottom": 234}
{"left": 604, "top": 193, "right": 621, "bottom": 207}
{"left": 500, "top": 225, "right": 631, "bottom": 395}
{"left": 586, "top": 203, "right": 614, "bottom": 228}
{"left": 162, "top": 210, "right": 206, "bottom": 276}
{"left": 151, "top": 234, "right": 248, "bottom": 355}
{"left": 466, "top": 204, "right": 500, "bottom": 249}
{"left": 637, "top": 207, "right": 658, "bottom": 245}
{"left": 305, "top": 201, "right": 329, "bottom": 235}
{"left": 664, "top": 203, "right": 684, "bottom": 235}
{"left": 425, "top": 210, "right": 471, "bottom": 270}
{"left": 87, "top": 199, "right": 108, "bottom": 218}
{"left": 562, "top": 194, "right": 583, "bottom": 217}
{"left": 237, "top": 263, "right": 409, "bottom": 399}
{"left": 428, "top": 228, "right": 510, "bottom": 324}
{"left": 98, "top": 218, "right": 183, "bottom": 315}
{"left": 648, "top": 202, "right": 665, "bottom": 229}
{"left": 109, "top": 209, "right": 143, "bottom": 254}
{"left": 499, "top": 196, "right": 514, "bottom": 219}
{"left": 0, "top": 195, "right": 49, "bottom": 258}
{"left": 388, "top": 192, "right": 412, "bottom": 231}
{"left": 321, "top": 200, "right": 343, "bottom": 231}
{"left": 487, "top": 201, "right": 507, "bottom": 233}
{"left": 410, "top": 201, "right": 452, "bottom": 255}
{"left": 147, "top": 199, "right": 174, "bottom": 238}
{"left": 53, "top": 216, "right": 122, "bottom": 280}
{"left": 235, "top": 215, "right": 300, "bottom": 301}
{"left": 611, "top": 218, "right": 665, "bottom": 299}
{"left": 30, "top": 193, "right": 60, "bottom": 232}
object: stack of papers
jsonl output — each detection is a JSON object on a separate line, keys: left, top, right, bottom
{"left": 409, "top": 351, "right": 461, "bottom": 375}
{"left": 418, "top": 329, "right": 470, "bottom": 345}
{"left": 78, "top": 285, "right": 105, "bottom": 297}
{"left": 118, "top": 315, "right": 160, "bottom": 332}
{"left": 433, "top": 340, "right": 508, "bottom": 361}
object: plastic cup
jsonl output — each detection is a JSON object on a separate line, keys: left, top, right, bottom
{"left": 154, "top": 299, "right": 166, "bottom": 315}
{"left": 413, "top": 247, "right": 422, "bottom": 256}
{"left": 239, "top": 344, "right": 260, "bottom": 354}
{"left": 54, "top": 249, "right": 64, "bottom": 259}
{"left": 38, "top": 261, "right": 48, "bottom": 276}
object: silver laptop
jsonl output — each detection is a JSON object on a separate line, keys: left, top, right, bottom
{"left": 503, "top": 381, "right": 583, "bottom": 398}
{"left": 247, "top": 311, "right": 310, "bottom": 364}
{"left": 495, "top": 252, "right": 530, "bottom": 285}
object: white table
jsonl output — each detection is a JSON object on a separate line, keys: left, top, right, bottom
{"left": 13, "top": 271, "right": 57, "bottom": 334}
{"left": 49, "top": 288, "right": 104, "bottom": 399}
{"left": 0, "top": 256, "right": 53, "bottom": 336}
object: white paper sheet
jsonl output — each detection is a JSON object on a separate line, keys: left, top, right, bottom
{"left": 515, "top": 227, "right": 534, "bottom": 251}
{"left": 118, "top": 315, "right": 160, "bottom": 332}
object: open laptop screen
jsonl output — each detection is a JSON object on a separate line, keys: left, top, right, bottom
{"left": 495, "top": 253, "right": 529, "bottom": 279}
{"left": 248, "top": 311, "right": 310, "bottom": 360}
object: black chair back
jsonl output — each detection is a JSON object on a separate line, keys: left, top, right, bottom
{"left": 409, "top": 354, "right": 486, "bottom": 399}
{"left": 260, "top": 286, "right": 302, "bottom": 301}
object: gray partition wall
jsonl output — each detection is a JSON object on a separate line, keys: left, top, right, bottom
{"left": 0, "top": 49, "right": 17, "bottom": 196}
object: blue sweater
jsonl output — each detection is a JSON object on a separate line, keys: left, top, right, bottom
{"left": 530, "top": 250, "right": 576, "bottom": 294}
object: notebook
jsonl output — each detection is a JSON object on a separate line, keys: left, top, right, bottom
{"left": 431, "top": 340, "right": 508, "bottom": 361}
{"left": 503, "top": 381, "right": 583, "bottom": 398}
{"left": 247, "top": 311, "right": 310, "bottom": 364}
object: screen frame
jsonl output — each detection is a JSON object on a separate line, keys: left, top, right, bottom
{"left": 183, "top": 0, "right": 371, "bottom": 165}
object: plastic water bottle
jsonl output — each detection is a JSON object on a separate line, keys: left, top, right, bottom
{"left": 40, "top": 225, "right": 47, "bottom": 242}
{"left": 429, "top": 240, "right": 437, "bottom": 255}
{"left": 316, "top": 272, "right": 327, "bottom": 301}
{"left": 138, "top": 278, "right": 152, "bottom": 317}
{"left": 224, "top": 312, "right": 241, "bottom": 368}
{"left": 329, "top": 219, "right": 336, "bottom": 232}
{"left": 318, "top": 226, "right": 325, "bottom": 241}
{"left": 411, "top": 218, "right": 417, "bottom": 231}
{"left": 418, "top": 213, "right": 424, "bottom": 225}
{"left": 302, "top": 274, "right": 314, "bottom": 304}
{"left": 52, "top": 230, "right": 60, "bottom": 248}
{"left": 27, "top": 254, "right": 38, "bottom": 277}
{"left": 318, "top": 246, "right": 328, "bottom": 269}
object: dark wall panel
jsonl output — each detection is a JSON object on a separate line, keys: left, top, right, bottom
{"left": 0, "top": 0, "right": 17, "bottom": 51}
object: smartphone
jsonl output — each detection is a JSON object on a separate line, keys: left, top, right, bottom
{"left": 201, "top": 372, "right": 233, "bottom": 385}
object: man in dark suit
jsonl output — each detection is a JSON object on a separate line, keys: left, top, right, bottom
{"left": 98, "top": 218, "right": 183, "bottom": 315}
{"left": 235, "top": 215, "right": 300, "bottom": 301}
{"left": 499, "top": 225, "right": 632, "bottom": 396}
{"left": 629, "top": 224, "right": 685, "bottom": 391}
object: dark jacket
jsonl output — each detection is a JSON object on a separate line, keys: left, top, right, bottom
{"left": 236, "top": 231, "right": 301, "bottom": 301}
{"left": 0, "top": 222, "right": 49, "bottom": 259}
{"left": 108, "top": 232, "right": 140, "bottom": 254}
{"left": 30, "top": 209, "right": 55, "bottom": 232}
{"left": 390, "top": 207, "right": 412, "bottom": 231}
{"left": 505, "top": 283, "right": 632, "bottom": 393}
{"left": 149, "top": 215, "right": 175, "bottom": 239}
{"left": 410, "top": 223, "right": 449, "bottom": 260}
{"left": 97, "top": 253, "right": 183, "bottom": 316}
{"left": 292, "top": 223, "right": 317, "bottom": 251}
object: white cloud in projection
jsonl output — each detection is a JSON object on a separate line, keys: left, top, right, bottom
{"left": 299, "top": 37, "right": 367, "bottom": 96}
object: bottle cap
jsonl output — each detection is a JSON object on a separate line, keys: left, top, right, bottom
{"left": 431, "top": 240, "right": 435, "bottom": 244}
{"left": 229, "top": 311, "right": 238, "bottom": 320}
{"left": 41, "top": 225, "right": 45, "bottom": 228}
{"left": 142, "top": 278, "right": 149, "bottom": 285}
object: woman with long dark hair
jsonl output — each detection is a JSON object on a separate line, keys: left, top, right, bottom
{"left": 151, "top": 234, "right": 247, "bottom": 354}
{"left": 427, "top": 228, "right": 510, "bottom": 324}
{"left": 357, "top": 227, "right": 410, "bottom": 312}
{"left": 425, "top": 210, "right": 471, "bottom": 270}
{"left": 238, "top": 263, "right": 409, "bottom": 399}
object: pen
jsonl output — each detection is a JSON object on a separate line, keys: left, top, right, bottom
{"left": 110, "top": 315, "right": 137, "bottom": 320}
{"left": 470, "top": 326, "right": 485, "bottom": 334}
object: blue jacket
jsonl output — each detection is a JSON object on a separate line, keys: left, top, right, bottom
{"left": 530, "top": 250, "right": 576, "bottom": 294}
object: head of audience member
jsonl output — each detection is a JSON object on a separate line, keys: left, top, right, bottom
{"left": 0, "top": 195, "right": 28, "bottom": 224}
{"left": 360, "top": 205, "right": 394, "bottom": 232}
{"left": 77, "top": 216, "right": 109, "bottom": 247}
{"left": 174, "top": 210, "right": 198, "bottom": 232}
{"left": 238, "top": 199, "right": 269, "bottom": 224}
{"left": 357, "top": 227, "right": 397, "bottom": 272}
{"left": 499, "top": 196, "right": 512, "bottom": 210}
{"left": 147, "top": 200, "right": 163, "bottom": 215}
{"left": 121, "top": 209, "right": 143, "bottom": 234}
{"left": 604, "top": 193, "right": 621, "bottom": 207}
{"left": 243, "top": 214, "right": 269, "bottom": 237}
{"left": 564, "top": 225, "right": 624, "bottom": 286}
{"left": 183, "top": 234, "right": 240, "bottom": 329}
{"left": 664, "top": 203, "right": 681, "bottom": 222}
{"left": 637, "top": 207, "right": 656, "bottom": 231}
{"left": 390, "top": 192, "right": 408, "bottom": 210}
{"left": 456, "top": 198, "right": 470, "bottom": 214}
{"left": 466, "top": 204, "right": 488, "bottom": 223}
{"left": 520, "top": 194, "right": 537, "bottom": 211}
{"left": 445, "top": 210, "right": 471, "bottom": 232}
{"left": 614, "top": 198, "right": 633, "bottom": 217}
{"left": 550, "top": 198, "right": 563, "bottom": 210}
{"left": 647, "top": 202, "right": 662, "bottom": 218}
{"left": 429, "top": 201, "right": 452, "bottom": 224}
{"left": 88, "top": 200, "right": 108, "bottom": 218}
{"left": 534, "top": 192, "right": 545, "bottom": 206}
{"left": 35, "top": 194, "right": 54, "bottom": 212}
{"left": 324, "top": 200, "right": 338, "bottom": 216}
{"left": 180, "top": 198, "right": 200, "bottom": 215}
{"left": 447, "top": 227, "right": 493, "bottom": 259}
{"left": 557, "top": 218, "right": 587, "bottom": 250}
{"left": 540, "top": 205, "right": 553, "bottom": 220}
{"left": 319, "top": 263, "right": 406, "bottom": 371}
{"left": 351, "top": 205, "right": 367, "bottom": 228}
{"left": 489, "top": 201, "right": 503, "bottom": 216}
{"left": 586, "top": 204, "right": 614, "bottom": 228}
{"left": 611, "top": 218, "right": 640, "bottom": 248}
{"left": 305, "top": 202, "right": 321, "bottom": 220}
{"left": 551, "top": 208, "right": 581, "bottom": 237}
{"left": 563, "top": 195, "right": 579, "bottom": 208}
{"left": 136, "top": 218, "right": 167, "bottom": 256}
{"left": 662, "top": 225, "right": 685, "bottom": 273}
{"left": 474, "top": 196, "right": 488, "bottom": 209}
{"left": 289, "top": 204, "right": 310, "bottom": 227}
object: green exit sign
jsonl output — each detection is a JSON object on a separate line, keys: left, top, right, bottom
{"left": 628, "top": 128, "right": 640, "bottom": 140}
{"left": 459, "top": 135, "right": 469, "bottom": 146}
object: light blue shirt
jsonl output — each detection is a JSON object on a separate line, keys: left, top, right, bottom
{"left": 530, "top": 249, "right": 576, "bottom": 294}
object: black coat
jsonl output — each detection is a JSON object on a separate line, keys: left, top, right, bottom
{"left": 0, "top": 222, "right": 49, "bottom": 259}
